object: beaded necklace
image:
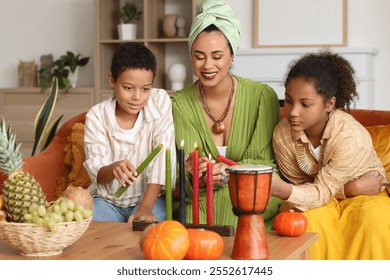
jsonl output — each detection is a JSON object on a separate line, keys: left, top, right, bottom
{"left": 199, "top": 75, "right": 235, "bottom": 134}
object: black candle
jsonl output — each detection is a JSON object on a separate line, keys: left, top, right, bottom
{"left": 178, "top": 139, "right": 186, "bottom": 224}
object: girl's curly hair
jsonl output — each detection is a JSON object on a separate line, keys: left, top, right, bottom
{"left": 284, "top": 49, "right": 358, "bottom": 110}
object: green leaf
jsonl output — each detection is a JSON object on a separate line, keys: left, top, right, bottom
{"left": 39, "top": 114, "right": 64, "bottom": 152}
{"left": 77, "top": 57, "right": 90, "bottom": 67}
{"left": 31, "top": 77, "right": 59, "bottom": 156}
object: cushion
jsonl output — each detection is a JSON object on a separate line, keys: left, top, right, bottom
{"left": 56, "top": 122, "right": 91, "bottom": 196}
{"left": 365, "top": 124, "right": 390, "bottom": 180}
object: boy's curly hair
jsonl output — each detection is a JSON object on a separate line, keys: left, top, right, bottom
{"left": 110, "top": 42, "right": 157, "bottom": 81}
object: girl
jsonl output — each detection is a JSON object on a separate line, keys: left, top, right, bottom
{"left": 271, "top": 49, "right": 390, "bottom": 259}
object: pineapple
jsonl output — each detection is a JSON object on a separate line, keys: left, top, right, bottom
{"left": 0, "top": 118, "right": 47, "bottom": 222}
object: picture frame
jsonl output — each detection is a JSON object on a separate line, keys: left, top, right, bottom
{"left": 253, "top": 0, "right": 348, "bottom": 48}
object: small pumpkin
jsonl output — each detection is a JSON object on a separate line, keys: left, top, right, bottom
{"left": 142, "top": 220, "right": 190, "bottom": 260}
{"left": 185, "top": 228, "right": 224, "bottom": 260}
{"left": 273, "top": 210, "right": 308, "bottom": 237}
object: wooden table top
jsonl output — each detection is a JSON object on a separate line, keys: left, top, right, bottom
{"left": 0, "top": 221, "right": 318, "bottom": 260}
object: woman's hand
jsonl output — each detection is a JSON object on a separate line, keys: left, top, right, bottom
{"left": 203, "top": 162, "right": 229, "bottom": 186}
{"left": 185, "top": 152, "right": 229, "bottom": 187}
{"left": 344, "top": 170, "right": 384, "bottom": 197}
{"left": 185, "top": 152, "right": 208, "bottom": 178}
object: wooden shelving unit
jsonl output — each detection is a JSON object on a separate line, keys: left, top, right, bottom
{"left": 94, "top": 0, "right": 198, "bottom": 101}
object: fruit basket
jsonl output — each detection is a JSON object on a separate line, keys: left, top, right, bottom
{"left": 0, "top": 217, "right": 92, "bottom": 257}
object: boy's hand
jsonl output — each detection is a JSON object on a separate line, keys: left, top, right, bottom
{"left": 128, "top": 208, "right": 158, "bottom": 225}
{"left": 113, "top": 160, "right": 138, "bottom": 186}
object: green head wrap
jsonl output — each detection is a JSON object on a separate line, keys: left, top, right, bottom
{"left": 188, "top": 0, "right": 241, "bottom": 56}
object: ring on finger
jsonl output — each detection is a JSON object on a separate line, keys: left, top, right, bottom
{"left": 220, "top": 175, "right": 228, "bottom": 183}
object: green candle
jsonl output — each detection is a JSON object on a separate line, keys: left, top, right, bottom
{"left": 114, "top": 144, "right": 163, "bottom": 198}
{"left": 165, "top": 148, "right": 172, "bottom": 220}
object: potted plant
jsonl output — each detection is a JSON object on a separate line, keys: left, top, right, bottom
{"left": 117, "top": 1, "right": 142, "bottom": 40}
{"left": 52, "top": 51, "right": 90, "bottom": 89}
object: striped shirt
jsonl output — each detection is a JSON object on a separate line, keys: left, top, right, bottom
{"left": 83, "top": 89, "right": 176, "bottom": 208}
{"left": 273, "top": 109, "right": 388, "bottom": 212}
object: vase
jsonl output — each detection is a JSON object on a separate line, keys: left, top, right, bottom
{"left": 168, "top": 63, "right": 186, "bottom": 91}
{"left": 68, "top": 67, "right": 79, "bottom": 88}
{"left": 118, "top": 23, "right": 137, "bottom": 40}
{"left": 162, "top": 14, "right": 178, "bottom": 38}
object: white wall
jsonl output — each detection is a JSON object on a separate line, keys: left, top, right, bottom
{"left": 0, "top": 0, "right": 94, "bottom": 88}
{"left": 228, "top": 0, "right": 390, "bottom": 110}
{"left": 0, "top": 0, "right": 389, "bottom": 110}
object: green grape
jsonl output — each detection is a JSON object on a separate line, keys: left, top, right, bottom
{"left": 47, "top": 218, "right": 58, "bottom": 233}
{"left": 53, "top": 204, "right": 61, "bottom": 215}
{"left": 82, "top": 208, "right": 93, "bottom": 219}
{"left": 65, "top": 211, "right": 74, "bottom": 222}
{"left": 37, "top": 204, "right": 47, "bottom": 217}
{"left": 59, "top": 200, "right": 68, "bottom": 214}
{"left": 76, "top": 203, "right": 85, "bottom": 212}
{"left": 28, "top": 204, "right": 38, "bottom": 214}
{"left": 24, "top": 213, "right": 33, "bottom": 222}
{"left": 49, "top": 223, "right": 58, "bottom": 233}
{"left": 74, "top": 210, "right": 83, "bottom": 222}
{"left": 50, "top": 212, "right": 62, "bottom": 223}
{"left": 57, "top": 214, "right": 64, "bottom": 223}
{"left": 35, "top": 216, "right": 44, "bottom": 225}
{"left": 66, "top": 199, "right": 76, "bottom": 211}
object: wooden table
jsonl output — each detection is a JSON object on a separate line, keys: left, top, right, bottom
{"left": 0, "top": 221, "right": 318, "bottom": 260}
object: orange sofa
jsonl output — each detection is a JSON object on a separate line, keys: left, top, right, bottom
{"left": 1, "top": 109, "right": 390, "bottom": 202}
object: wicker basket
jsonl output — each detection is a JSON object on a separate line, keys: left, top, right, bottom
{"left": 0, "top": 217, "right": 92, "bottom": 257}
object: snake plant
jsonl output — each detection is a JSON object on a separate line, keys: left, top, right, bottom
{"left": 31, "top": 77, "right": 64, "bottom": 156}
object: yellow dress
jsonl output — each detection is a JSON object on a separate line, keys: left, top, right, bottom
{"left": 305, "top": 192, "right": 390, "bottom": 260}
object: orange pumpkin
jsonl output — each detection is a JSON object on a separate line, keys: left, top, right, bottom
{"left": 185, "top": 229, "right": 224, "bottom": 260}
{"left": 142, "top": 220, "right": 190, "bottom": 260}
{"left": 273, "top": 210, "right": 308, "bottom": 237}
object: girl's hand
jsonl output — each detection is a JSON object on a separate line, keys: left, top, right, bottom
{"left": 112, "top": 160, "right": 138, "bottom": 186}
{"left": 344, "top": 170, "right": 384, "bottom": 197}
{"left": 270, "top": 173, "right": 292, "bottom": 200}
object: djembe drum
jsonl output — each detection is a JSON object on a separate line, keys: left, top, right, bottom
{"left": 226, "top": 165, "right": 273, "bottom": 260}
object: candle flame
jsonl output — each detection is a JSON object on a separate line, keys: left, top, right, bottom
{"left": 194, "top": 142, "right": 198, "bottom": 149}
{"left": 208, "top": 154, "right": 212, "bottom": 160}
{"left": 181, "top": 139, "right": 184, "bottom": 148}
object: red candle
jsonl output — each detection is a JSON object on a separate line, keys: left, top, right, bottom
{"left": 192, "top": 142, "right": 199, "bottom": 225}
{"left": 206, "top": 154, "right": 214, "bottom": 225}
{"left": 217, "top": 155, "right": 239, "bottom": 166}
